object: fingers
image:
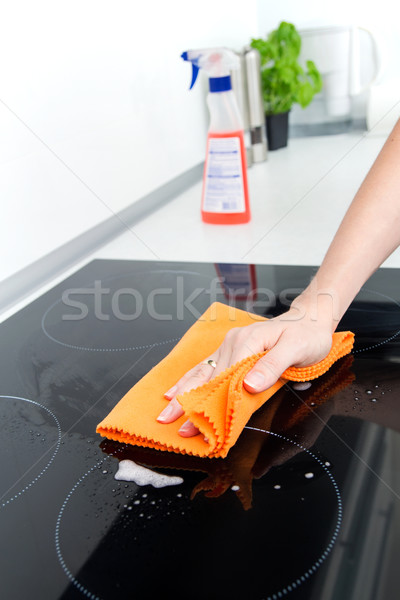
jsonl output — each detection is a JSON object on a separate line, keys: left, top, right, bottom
{"left": 178, "top": 419, "right": 200, "bottom": 437}
{"left": 210, "top": 324, "right": 269, "bottom": 379}
{"left": 157, "top": 397, "right": 184, "bottom": 423}
{"left": 244, "top": 332, "right": 299, "bottom": 393}
{"left": 157, "top": 400, "right": 200, "bottom": 437}
{"left": 211, "top": 329, "right": 238, "bottom": 378}
{"left": 228, "top": 323, "right": 277, "bottom": 367}
{"left": 157, "top": 323, "right": 281, "bottom": 435}
{"left": 157, "top": 355, "right": 219, "bottom": 437}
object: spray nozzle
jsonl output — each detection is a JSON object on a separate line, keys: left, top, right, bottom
{"left": 181, "top": 48, "right": 240, "bottom": 90}
{"left": 181, "top": 51, "right": 201, "bottom": 89}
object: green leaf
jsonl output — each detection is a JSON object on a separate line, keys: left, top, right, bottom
{"left": 296, "top": 81, "right": 314, "bottom": 107}
{"left": 250, "top": 21, "right": 323, "bottom": 114}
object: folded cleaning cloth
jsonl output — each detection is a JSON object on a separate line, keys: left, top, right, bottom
{"left": 96, "top": 302, "right": 354, "bottom": 458}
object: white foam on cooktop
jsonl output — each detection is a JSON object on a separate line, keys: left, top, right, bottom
{"left": 114, "top": 459, "right": 183, "bottom": 488}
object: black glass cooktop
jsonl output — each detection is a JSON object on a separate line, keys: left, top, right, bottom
{"left": 1, "top": 259, "right": 400, "bottom": 600}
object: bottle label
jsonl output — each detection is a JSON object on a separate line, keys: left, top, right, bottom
{"left": 203, "top": 136, "right": 245, "bottom": 213}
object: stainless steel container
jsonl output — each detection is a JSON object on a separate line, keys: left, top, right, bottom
{"left": 244, "top": 46, "right": 268, "bottom": 162}
{"left": 231, "top": 50, "right": 253, "bottom": 167}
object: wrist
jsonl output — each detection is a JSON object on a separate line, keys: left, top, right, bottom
{"left": 289, "top": 288, "right": 340, "bottom": 334}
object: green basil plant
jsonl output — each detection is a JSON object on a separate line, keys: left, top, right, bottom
{"left": 250, "top": 21, "right": 323, "bottom": 116}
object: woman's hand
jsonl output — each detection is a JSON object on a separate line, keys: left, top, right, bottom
{"left": 156, "top": 304, "right": 334, "bottom": 438}
{"left": 158, "top": 119, "right": 400, "bottom": 438}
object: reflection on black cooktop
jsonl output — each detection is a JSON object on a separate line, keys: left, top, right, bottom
{"left": 0, "top": 259, "right": 399, "bottom": 600}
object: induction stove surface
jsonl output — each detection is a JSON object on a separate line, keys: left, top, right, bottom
{"left": 1, "top": 259, "right": 400, "bottom": 600}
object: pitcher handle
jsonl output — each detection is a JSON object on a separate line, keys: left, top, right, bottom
{"left": 350, "top": 25, "right": 383, "bottom": 96}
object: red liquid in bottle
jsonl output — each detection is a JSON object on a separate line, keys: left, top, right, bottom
{"left": 201, "top": 130, "right": 251, "bottom": 224}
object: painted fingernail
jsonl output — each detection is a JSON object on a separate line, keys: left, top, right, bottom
{"left": 157, "top": 402, "right": 175, "bottom": 422}
{"left": 178, "top": 420, "right": 199, "bottom": 437}
{"left": 178, "top": 420, "right": 192, "bottom": 433}
{"left": 164, "top": 385, "right": 178, "bottom": 399}
{"left": 244, "top": 371, "right": 265, "bottom": 391}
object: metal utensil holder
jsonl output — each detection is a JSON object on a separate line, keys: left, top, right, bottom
{"left": 231, "top": 46, "right": 268, "bottom": 164}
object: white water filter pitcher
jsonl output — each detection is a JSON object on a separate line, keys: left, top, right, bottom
{"left": 298, "top": 25, "right": 382, "bottom": 117}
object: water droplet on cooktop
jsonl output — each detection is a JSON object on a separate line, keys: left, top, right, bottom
{"left": 324, "top": 461, "right": 331, "bottom": 467}
{"left": 310, "top": 402, "right": 316, "bottom": 407}
{"left": 134, "top": 500, "right": 140, "bottom": 505}
{"left": 274, "top": 484, "right": 281, "bottom": 490}
{"left": 366, "top": 390, "right": 372, "bottom": 394}
{"left": 370, "top": 398, "right": 377, "bottom": 403}
{"left": 231, "top": 485, "right": 240, "bottom": 491}
{"left": 354, "top": 397, "right": 359, "bottom": 401}
{"left": 293, "top": 382, "right": 312, "bottom": 391}
{"left": 304, "top": 472, "right": 314, "bottom": 479}
{"left": 102, "top": 470, "right": 108, "bottom": 474}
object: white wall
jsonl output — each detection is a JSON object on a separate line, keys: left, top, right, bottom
{"left": 0, "top": 0, "right": 259, "bottom": 282}
{"left": 3, "top": 1, "right": 398, "bottom": 286}
{"left": 256, "top": 0, "right": 400, "bottom": 80}
{"left": 256, "top": 0, "right": 400, "bottom": 130}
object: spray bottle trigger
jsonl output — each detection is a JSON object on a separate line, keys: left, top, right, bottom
{"left": 181, "top": 51, "right": 201, "bottom": 90}
{"left": 189, "top": 64, "right": 200, "bottom": 90}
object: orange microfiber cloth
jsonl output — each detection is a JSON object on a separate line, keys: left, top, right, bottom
{"left": 96, "top": 302, "right": 354, "bottom": 458}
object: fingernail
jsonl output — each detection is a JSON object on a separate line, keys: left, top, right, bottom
{"left": 157, "top": 402, "right": 174, "bottom": 422}
{"left": 164, "top": 385, "right": 178, "bottom": 399}
{"left": 178, "top": 420, "right": 192, "bottom": 433}
{"left": 244, "top": 371, "right": 265, "bottom": 391}
{"left": 178, "top": 420, "right": 199, "bottom": 437}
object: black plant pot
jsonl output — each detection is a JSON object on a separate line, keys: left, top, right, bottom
{"left": 265, "top": 111, "right": 289, "bottom": 150}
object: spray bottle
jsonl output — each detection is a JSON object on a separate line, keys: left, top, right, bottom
{"left": 182, "top": 48, "right": 251, "bottom": 224}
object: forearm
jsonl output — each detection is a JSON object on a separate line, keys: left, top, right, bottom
{"left": 293, "top": 119, "right": 400, "bottom": 331}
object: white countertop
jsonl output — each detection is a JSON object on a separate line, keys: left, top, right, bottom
{"left": 2, "top": 129, "right": 399, "bottom": 322}
{"left": 95, "top": 130, "right": 397, "bottom": 266}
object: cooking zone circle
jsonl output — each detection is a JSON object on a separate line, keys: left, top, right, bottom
{"left": 0, "top": 395, "right": 61, "bottom": 508}
{"left": 41, "top": 270, "right": 216, "bottom": 352}
{"left": 352, "top": 288, "right": 400, "bottom": 354}
{"left": 55, "top": 432, "right": 342, "bottom": 600}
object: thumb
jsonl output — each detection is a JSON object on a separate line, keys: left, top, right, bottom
{"left": 244, "top": 343, "right": 294, "bottom": 393}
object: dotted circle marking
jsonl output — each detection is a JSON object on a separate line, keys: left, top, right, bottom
{"left": 56, "top": 432, "right": 342, "bottom": 600}
{"left": 353, "top": 328, "right": 400, "bottom": 354}
{"left": 352, "top": 288, "right": 400, "bottom": 355}
{"left": 0, "top": 395, "right": 62, "bottom": 509}
{"left": 55, "top": 458, "right": 107, "bottom": 600}
{"left": 243, "top": 427, "right": 342, "bottom": 600}
{"left": 40, "top": 268, "right": 213, "bottom": 352}
{"left": 41, "top": 300, "right": 181, "bottom": 352}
